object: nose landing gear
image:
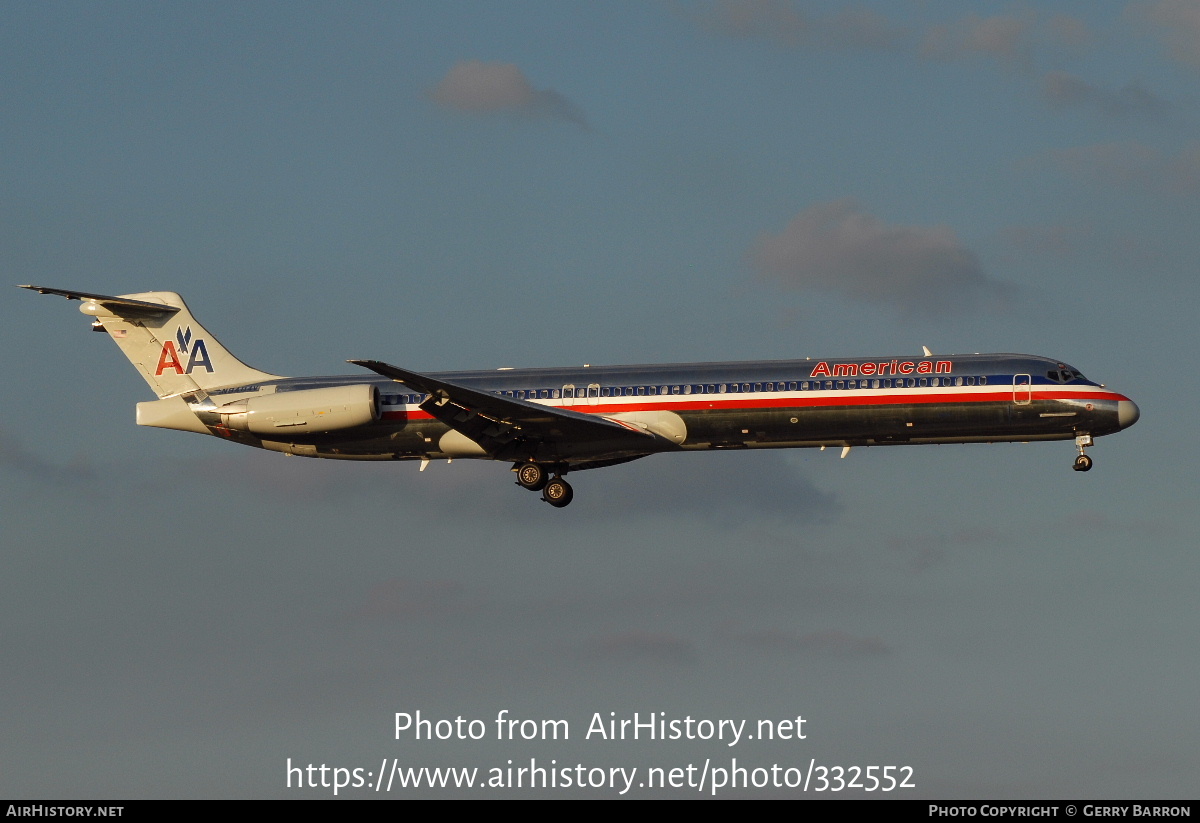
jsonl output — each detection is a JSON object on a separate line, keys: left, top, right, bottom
{"left": 1073, "top": 434, "right": 1094, "bottom": 472}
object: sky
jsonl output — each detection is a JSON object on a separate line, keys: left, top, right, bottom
{"left": 1, "top": 0, "right": 1196, "bottom": 799}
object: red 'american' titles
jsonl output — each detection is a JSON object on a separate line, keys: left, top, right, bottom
{"left": 809, "top": 360, "right": 953, "bottom": 378}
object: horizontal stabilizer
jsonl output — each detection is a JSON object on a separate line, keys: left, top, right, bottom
{"left": 18, "top": 285, "right": 180, "bottom": 317}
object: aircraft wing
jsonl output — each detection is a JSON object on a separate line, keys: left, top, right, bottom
{"left": 18, "top": 285, "right": 180, "bottom": 317}
{"left": 350, "top": 359, "right": 654, "bottom": 461}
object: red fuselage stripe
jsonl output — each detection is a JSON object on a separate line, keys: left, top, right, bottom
{"left": 380, "top": 389, "right": 1129, "bottom": 421}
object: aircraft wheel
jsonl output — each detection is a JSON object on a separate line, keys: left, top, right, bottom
{"left": 1073, "top": 454, "right": 1093, "bottom": 472}
{"left": 516, "top": 462, "right": 548, "bottom": 491}
{"left": 542, "top": 478, "right": 573, "bottom": 508}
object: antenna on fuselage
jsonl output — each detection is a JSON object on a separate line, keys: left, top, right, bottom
{"left": 922, "top": 346, "right": 932, "bottom": 357}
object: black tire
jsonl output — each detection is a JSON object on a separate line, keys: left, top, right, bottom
{"left": 1073, "top": 454, "right": 1093, "bottom": 472}
{"left": 516, "top": 462, "right": 548, "bottom": 491}
{"left": 542, "top": 478, "right": 574, "bottom": 508}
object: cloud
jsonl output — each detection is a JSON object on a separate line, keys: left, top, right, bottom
{"left": 1042, "top": 71, "right": 1172, "bottom": 121}
{"left": 919, "top": 13, "right": 1091, "bottom": 69}
{"left": 189, "top": 447, "right": 837, "bottom": 524}
{"left": 581, "top": 450, "right": 839, "bottom": 524}
{"left": 999, "top": 222, "right": 1160, "bottom": 267}
{"left": 920, "top": 13, "right": 1032, "bottom": 65}
{"left": 1136, "top": 0, "right": 1200, "bottom": 69}
{"left": 886, "top": 527, "right": 1002, "bottom": 572}
{"left": 428, "top": 60, "right": 588, "bottom": 128}
{"left": 683, "top": 4, "right": 1095, "bottom": 80}
{"left": 1042, "top": 141, "right": 1200, "bottom": 197}
{"left": 737, "top": 628, "right": 889, "bottom": 656}
{"left": 583, "top": 631, "right": 697, "bottom": 665}
{"left": 1042, "top": 13, "right": 1095, "bottom": 53}
{"left": 356, "top": 578, "right": 469, "bottom": 619}
{"left": 752, "top": 199, "right": 1015, "bottom": 316}
{"left": 0, "top": 428, "right": 94, "bottom": 485}
{"left": 684, "top": 0, "right": 907, "bottom": 50}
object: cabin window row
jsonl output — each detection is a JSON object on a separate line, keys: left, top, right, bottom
{"left": 379, "top": 375, "right": 989, "bottom": 406}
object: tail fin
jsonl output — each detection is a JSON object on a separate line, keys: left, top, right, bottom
{"left": 20, "top": 286, "right": 282, "bottom": 398}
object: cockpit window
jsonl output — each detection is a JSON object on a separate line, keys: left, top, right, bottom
{"left": 1047, "top": 367, "right": 1087, "bottom": 383}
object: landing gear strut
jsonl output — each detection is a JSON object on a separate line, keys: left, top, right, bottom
{"left": 1073, "top": 434, "right": 1093, "bottom": 472}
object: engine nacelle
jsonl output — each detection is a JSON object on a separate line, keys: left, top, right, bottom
{"left": 217, "top": 384, "right": 380, "bottom": 435}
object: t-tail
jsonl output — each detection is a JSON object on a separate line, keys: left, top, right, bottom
{"left": 18, "top": 286, "right": 280, "bottom": 397}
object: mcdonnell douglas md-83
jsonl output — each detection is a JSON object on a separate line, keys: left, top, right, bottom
{"left": 21, "top": 286, "right": 1140, "bottom": 508}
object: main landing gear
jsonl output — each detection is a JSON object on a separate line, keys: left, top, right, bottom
{"left": 1073, "top": 434, "right": 1094, "bottom": 472}
{"left": 515, "top": 461, "right": 549, "bottom": 491}
{"left": 514, "top": 462, "right": 574, "bottom": 507}
{"left": 541, "top": 477, "right": 573, "bottom": 508}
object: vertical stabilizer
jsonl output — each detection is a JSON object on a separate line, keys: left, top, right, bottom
{"left": 20, "top": 286, "right": 282, "bottom": 397}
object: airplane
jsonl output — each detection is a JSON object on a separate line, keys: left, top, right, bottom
{"left": 20, "top": 285, "right": 1140, "bottom": 508}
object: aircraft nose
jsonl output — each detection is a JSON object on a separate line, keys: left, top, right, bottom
{"left": 1118, "top": 400, "right": 1140, "bottom": 429}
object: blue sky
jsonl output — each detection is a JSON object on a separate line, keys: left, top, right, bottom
{"left": 2, "top": 1, "right": 1196, "bottom": 798}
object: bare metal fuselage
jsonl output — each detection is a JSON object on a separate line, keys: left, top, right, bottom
{"left": 22, "top": 286, "right": 1140, "bottom": 506}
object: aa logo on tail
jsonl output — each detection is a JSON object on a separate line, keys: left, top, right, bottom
{"left": 156, "top": 326, "right": 213, "bottom": 375}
